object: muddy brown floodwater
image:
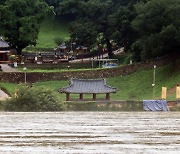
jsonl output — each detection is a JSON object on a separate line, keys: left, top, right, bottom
{"left": 0, "top": 112, "right": 180, "bottom": 154}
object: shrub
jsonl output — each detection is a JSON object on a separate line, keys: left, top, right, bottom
{"left": 54, "top": 36, "right": 64, "bottom": 46}
{"left": 4, "top": 85, "right": 66, "bottom": 111}
{"left": 113, "top": 53, "right": 133, "bottom": 65}
{"left": 0, "top": 101, "right": 3, "bottom": 111}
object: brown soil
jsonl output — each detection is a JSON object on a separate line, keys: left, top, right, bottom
{"left": 167, "top": 83, "right": 180, "bottom": 97}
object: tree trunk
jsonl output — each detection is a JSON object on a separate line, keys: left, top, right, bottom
{"left": 16, "top": 47, "right": 23, "bottom": 55}
{"left": 172, "top": 52, "right": 180, "bottom": 71}
{"left": 105, "top": 38, "right": 113, "bottom": 58}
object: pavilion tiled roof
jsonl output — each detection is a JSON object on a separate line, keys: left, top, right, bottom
{"left": 59, "top": 78, "right": 117, "bottom": 94}
{"left": 0, "top": 40, "right": 9, "bottom": 48}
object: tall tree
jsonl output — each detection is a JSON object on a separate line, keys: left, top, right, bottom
{"left": 60, "top": 0, "right": 117, "bottom": 58}
{"left": 0, "top": 0, "right": 52, "bottom": 55}
{"left": 45, "top": 0, "right": 63, "bottom": 13}
{"left": 132, "top": 0, "right": 180, "bottom": 60}
{"left": 0, "top": 0, "right": 5, "bottom": 4}
{"left": 59, "top": 0, "right": 139, "bottom": 57}
{"left": 109, "top": 3, "right": 137, "bottom": 52}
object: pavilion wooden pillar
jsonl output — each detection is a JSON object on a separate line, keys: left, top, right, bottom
{"left": 93, "top": 93, "right": 96, "bottom": 100}
{"left": 80, "top": 93, "right": 83, "bottom": 100}
{"left": 66, "top": 93, "right": 70, "bottom": 101}
{"left": 106, "top": 93, "right": 110, "bottom": 100}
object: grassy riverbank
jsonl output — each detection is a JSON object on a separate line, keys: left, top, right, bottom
{"left": 0, "top": 63, "right": 179, "bottom": 101}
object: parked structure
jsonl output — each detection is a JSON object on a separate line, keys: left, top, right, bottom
{"left": 91, "top": 59, "right": 118, "bottom": 68}
{"left": 59, "top": 78, "right": 117, "bottom": 101}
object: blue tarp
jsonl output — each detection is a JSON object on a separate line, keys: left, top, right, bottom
{"left": 143, "top": 100, "right": 169, "bottom": 112}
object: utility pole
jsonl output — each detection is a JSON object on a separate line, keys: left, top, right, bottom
{"left": 152, "top": 65, "right": 156, "bottom": 99}
{"left": 23, "top": 67, "right": 27, "bottom": 85}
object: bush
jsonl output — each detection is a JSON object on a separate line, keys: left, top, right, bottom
{"left": 4, "top": 85, "right": 66, "bottom": 111}
{"left": 0, "top": 101, "right": 4, "bottom": 111}
{"left": 54, "top": 36, "right": 64, "bottom": 46}
{"left": 113, "top": 53, "right": 133, "bottom": 65}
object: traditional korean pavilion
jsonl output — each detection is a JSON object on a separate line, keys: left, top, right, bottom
{"left": 0, "top": 38, "right": 10, "bottom": 62}
{"left": 59, "top": 78, "right": 117, "bottom": 101}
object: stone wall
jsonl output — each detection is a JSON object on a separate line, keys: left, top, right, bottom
{"left": 0, "top": 56, "right": 172, "bottom": 83}
{"left": 67, "top": 101, "right": 178, "bottom": 111}
{"left": 67, "top": 101, "right": 143, "bottom": 111}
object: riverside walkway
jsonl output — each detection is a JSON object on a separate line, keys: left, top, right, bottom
{"left": 0, "top": 64, "right": 20, "bottom": 72}
{"left": 0, "top": 64, "right": 18, "bottom": 100}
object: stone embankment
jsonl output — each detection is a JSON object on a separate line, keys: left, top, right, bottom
{"left": 0, "top": 55, "right": 172, "bottom": 83}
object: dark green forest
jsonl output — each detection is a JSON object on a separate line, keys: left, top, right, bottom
{"left": 0, "top": 0, "right": 180, "bottom": 60}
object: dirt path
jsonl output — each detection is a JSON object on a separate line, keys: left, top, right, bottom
{"left": 167, "top": 83, "right": 180, "bottom": 97}
{"left": 0, "top": 64, "right": 20, "bottom": 72}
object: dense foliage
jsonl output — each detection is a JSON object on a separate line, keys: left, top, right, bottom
{"left": 4, "top": 85, "right": 66, "bottom": 111}
{"left": 0, "top": 0, "right": 52, "bottom": 55}
{"left": 59, "top": 0, "right": 139, "bottom": 57}
{"left": 60, "top": 0, "right": 116, "bottom": 57}
{"left": 0, "top": 0, "right": 179, "bottom": 60}
{"left": 45, "top": 0, "right": 63, "bottom": 13}
{"left": 132, "top": 0, "right": 180, "bottom": 60}
{"left": 59, "top": 0, "right": 180, "bottom": 60}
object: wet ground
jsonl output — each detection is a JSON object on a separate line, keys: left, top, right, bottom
{"left": 0, "top": 112, "right": 180, "bottom": 154}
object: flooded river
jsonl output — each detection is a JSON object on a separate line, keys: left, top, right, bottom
{"left": 0, "top": 112, "right": 180, "bottom": 154}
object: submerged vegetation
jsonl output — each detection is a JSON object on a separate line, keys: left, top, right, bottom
{"left": 3, "top": 85, "right": 66, "bottom": 111}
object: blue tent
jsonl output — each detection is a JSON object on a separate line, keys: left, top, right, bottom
{"left": 143, "top": 100, "right": 169, "bottom": 112}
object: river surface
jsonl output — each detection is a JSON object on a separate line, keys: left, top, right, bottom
{"left": 0, "top": 112, "right": 180, "bottom": 154}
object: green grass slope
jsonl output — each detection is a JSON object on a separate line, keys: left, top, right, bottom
{"left": 108, "top": 64, "right": 180, "bottom": 101}
{"left": 28, "top": 16, "right": 70, "bottom": 50}
{"left": 0, "top": 64, "right": 179, "bottom": 101}
{"left": 0, "top": 82, "right": 17, "bottom": 96}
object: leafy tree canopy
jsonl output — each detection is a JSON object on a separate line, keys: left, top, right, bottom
{"left": 132, "top": 0, "right": 180, "bottom": 60}
{"left": 45, "top": 0, "right": 63, "bottom": 13}
{"left": 0, "top": 0, "right": 6, "bottom": 4}
{"left": 60, "top": 0, "right": 138, "bottom": 57}
{"left": 0, "top": 0, "right": 52, "bottom": 55}
{"left": 109, "top": 2, "right": 138, "bottom": 52}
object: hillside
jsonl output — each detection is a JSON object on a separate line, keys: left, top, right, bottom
{"left": 27, "top": 16, "right": 71, "bottom": 50}
{"left": 0, "top": 63, "right": 179, "bottom": 101}
{"left": 108, "top": 64, "right": 180, "bottom": 101}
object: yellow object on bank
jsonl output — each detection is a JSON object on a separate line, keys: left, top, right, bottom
{"left": 161, "top": 87, "right": 167, "bottom": 99}
{"left": 176, "top": 86, "right": 180, "bottom": 100}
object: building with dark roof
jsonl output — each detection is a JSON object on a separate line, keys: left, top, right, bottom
{"left": 0, "top": 38, "right": 10, "bottom": 62}
{"left": 22, "top": 52, "right": 68, "bottom": 63}
{"left": 59, "top": 78, "right": 117, "bottom": 101}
